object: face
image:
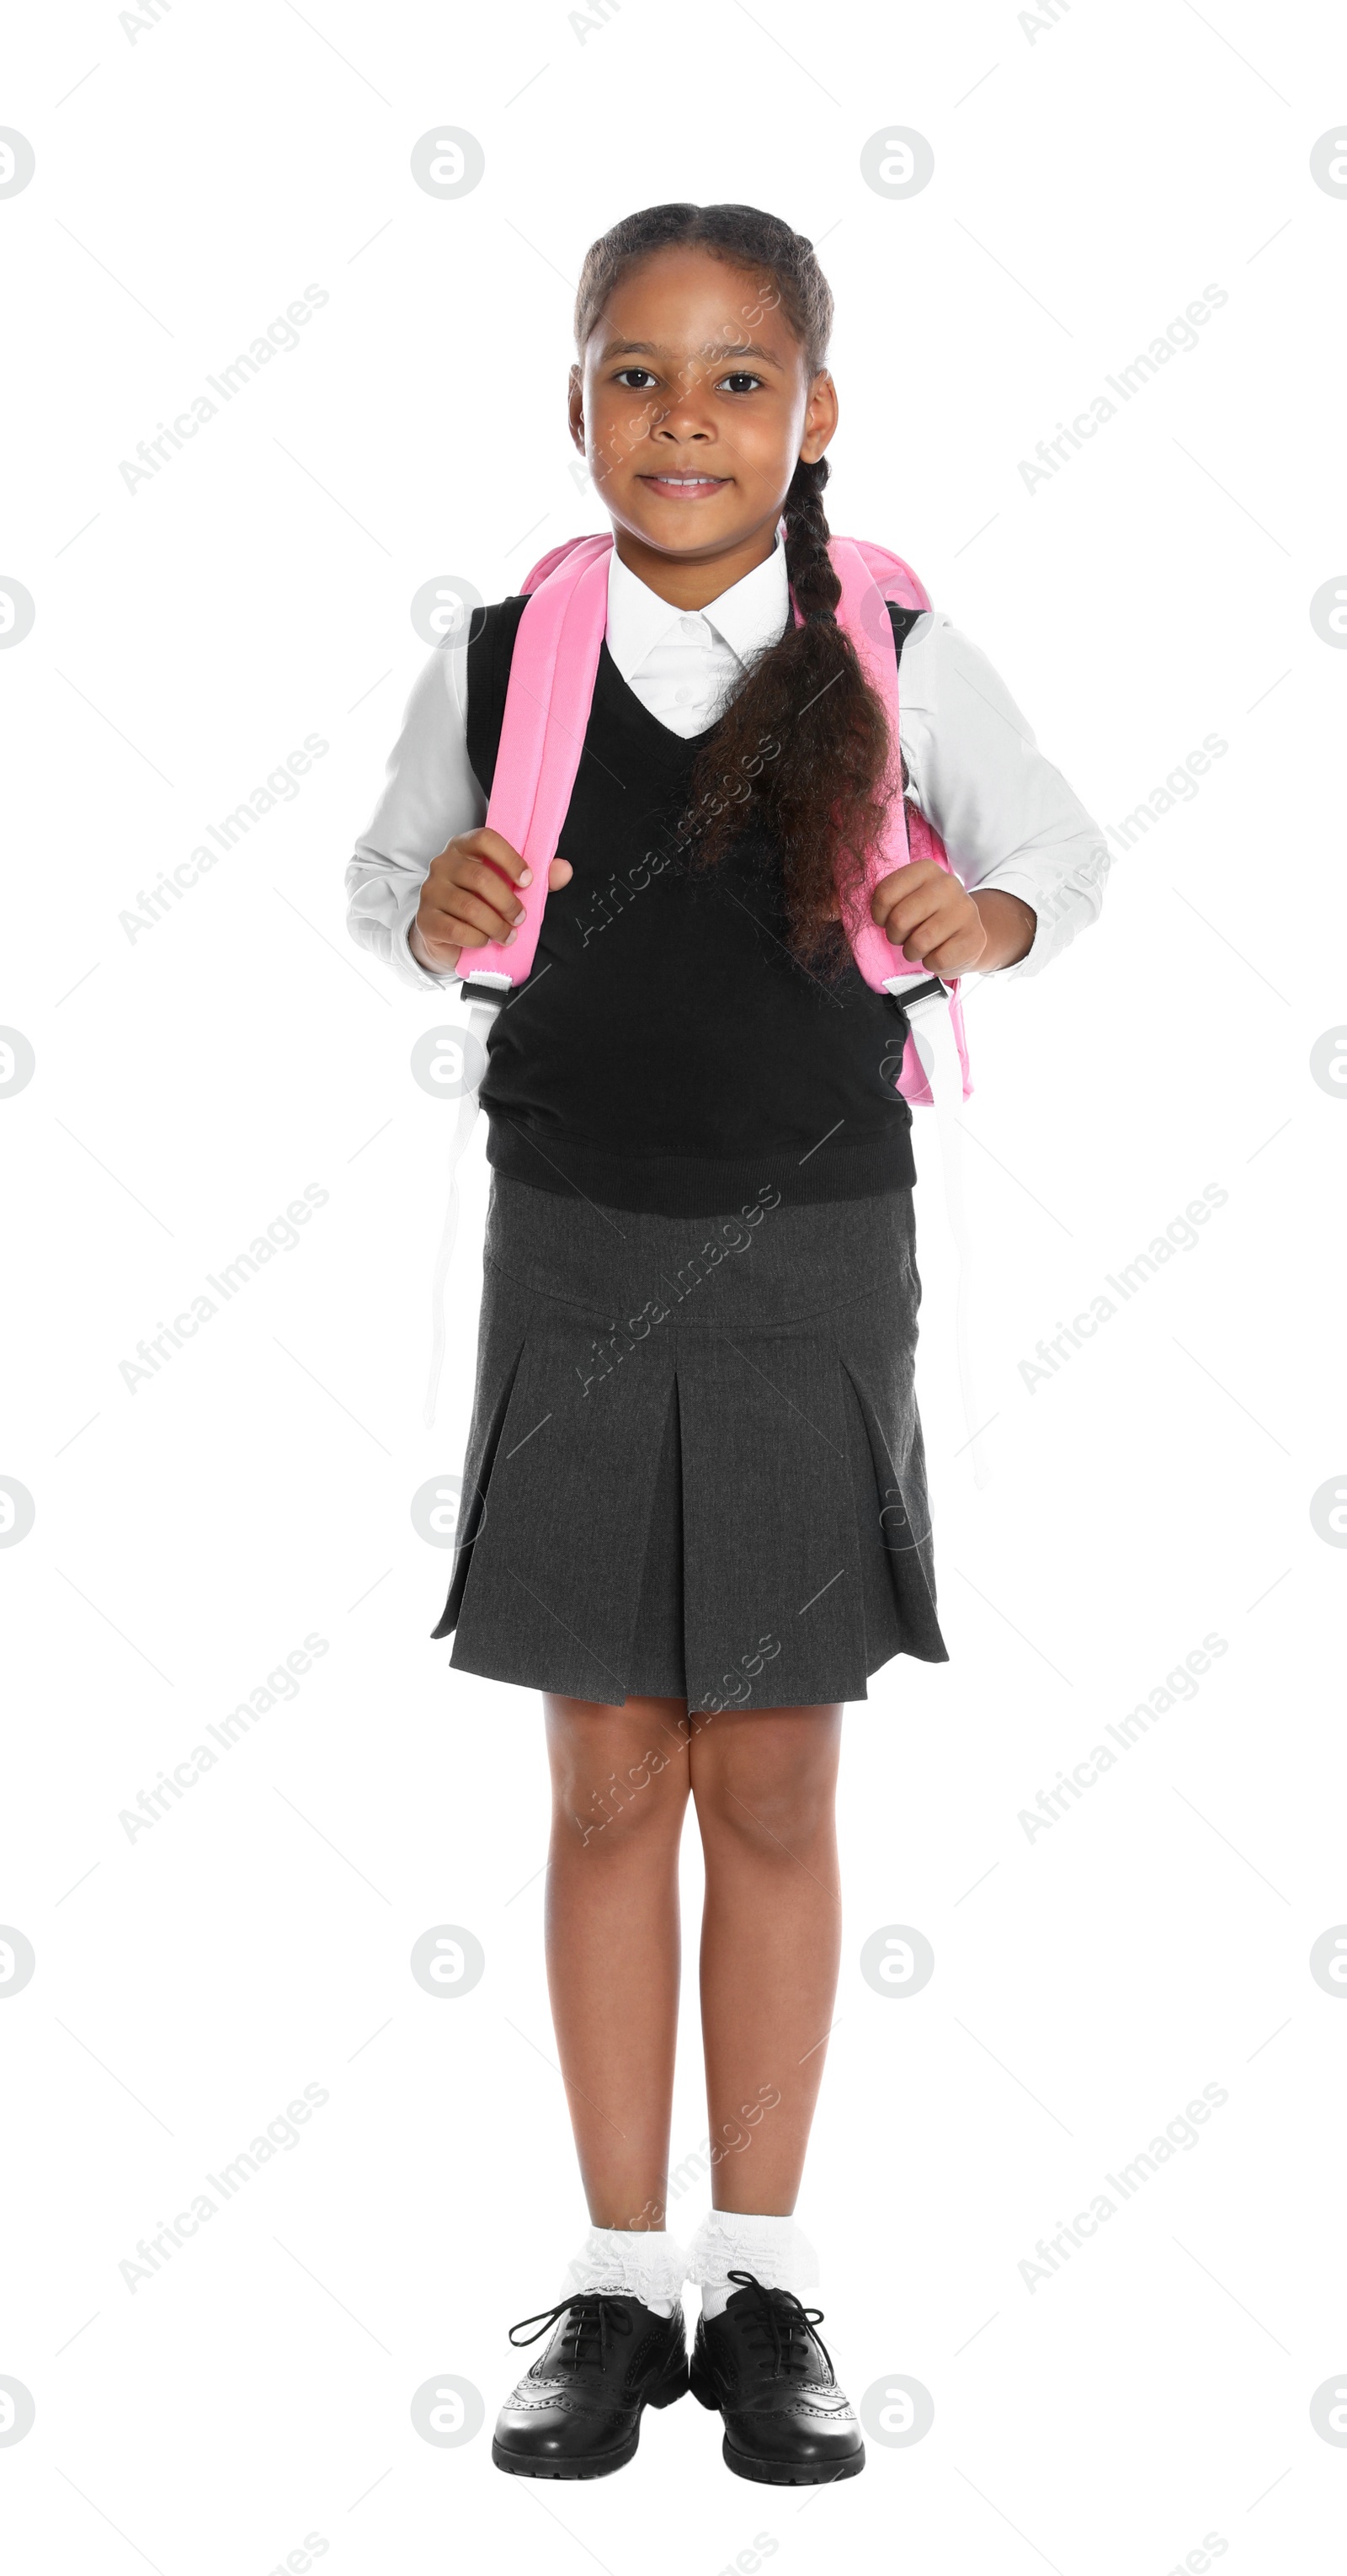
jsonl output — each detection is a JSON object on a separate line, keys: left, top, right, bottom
{"left": 569, "top": 243, "right": 838, "bottom": 580}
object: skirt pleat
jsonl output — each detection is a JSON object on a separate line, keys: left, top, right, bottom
{"left": 432, "top": 1173, "right": 949, "bottom": 1707}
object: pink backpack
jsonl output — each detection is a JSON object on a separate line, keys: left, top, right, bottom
{"left": 458, "top": 530, "right": 971, "bottom": 1108}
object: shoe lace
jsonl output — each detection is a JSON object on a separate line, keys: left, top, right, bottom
{"left": 723, "top": 2269, "right": 834, "bottom": 2381}
{"left": 508, "top": 2292, "right": 637, "bottom": 2371}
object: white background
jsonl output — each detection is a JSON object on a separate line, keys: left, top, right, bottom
{"left": 3, "top": 3, "right": 1345, "bottom": 2571}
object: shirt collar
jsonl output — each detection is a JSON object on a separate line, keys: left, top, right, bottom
{"left": 604, "top": 534, "right": 791, "bottom": 681}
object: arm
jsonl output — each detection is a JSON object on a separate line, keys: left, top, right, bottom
{"left": 875, "top": 610, "right": 1110, "bottom": 978}
{"left": 344, "top": 643, "right": 486, "bottom": 990}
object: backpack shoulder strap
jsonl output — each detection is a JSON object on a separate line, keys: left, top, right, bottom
{"left": 828, "top": 537, "right": 971, "bottom": 1105}
{"left": 826, "top": 536, "right": 928, "bottom": 981}
{"left": 846, "top": 538, "right": 932, "bottom": 612}
{"left": 519, "top": 534, "right": 605, "bottom": 595}
{"left": 463, "top": 595, "right": 530, "bottom": 802}
{"left": 462, "top": 535, "right": 613, "bottom": 989}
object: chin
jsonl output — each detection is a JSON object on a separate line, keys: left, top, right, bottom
{"left": 623, "top": 501, "right": 740, "bottom": 546}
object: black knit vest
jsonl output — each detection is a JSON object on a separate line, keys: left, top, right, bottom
{"left": 466, "top": 597, "right": 922, "bottom": 1218}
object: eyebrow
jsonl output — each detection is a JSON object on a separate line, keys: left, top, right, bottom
{"left": 598, "top": 339, "right": 782, "bottom": 365}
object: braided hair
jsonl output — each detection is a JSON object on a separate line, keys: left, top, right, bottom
{"left": 572, "top": 203, "right": 898, "bottom": 976}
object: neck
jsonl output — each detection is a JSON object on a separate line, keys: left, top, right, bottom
{"left": 610, "top": 517, "right": 780, "bottom": 610}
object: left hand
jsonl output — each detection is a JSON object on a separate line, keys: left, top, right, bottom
{"left": 870, "top": 862, "right": 1035, "bottom": 975}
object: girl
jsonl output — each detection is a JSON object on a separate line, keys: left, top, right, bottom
{"left": 347, "top": 202, "right": 1105, "bottom": 2486}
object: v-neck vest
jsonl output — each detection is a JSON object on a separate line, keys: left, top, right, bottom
{"left": 465, "top": 595, "right": 918, "bottom": 1218}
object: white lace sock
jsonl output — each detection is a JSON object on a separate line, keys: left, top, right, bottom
{"left": 686, "top": 2209, "right": 820, "bottom": 2321}
{"left": 556, "top": 2224, "right": 689, "bottom": 2320}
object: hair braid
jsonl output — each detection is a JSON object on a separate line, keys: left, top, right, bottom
{"left": 782, "top": 456, "right": 841, "bottom": 627}
{"left": 573, "top": 201, "right": 898, "bottom": 973}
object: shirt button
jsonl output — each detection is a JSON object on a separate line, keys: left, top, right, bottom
{"left": 679, "top": 614, "right": 704, "bottom": 639}
{"left": 674, "top": 686, "right": 693, "bottom": 704}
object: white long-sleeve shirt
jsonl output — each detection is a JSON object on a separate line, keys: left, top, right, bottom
{"left": 346, "top": 537, "right": 1107, "bottom": 991}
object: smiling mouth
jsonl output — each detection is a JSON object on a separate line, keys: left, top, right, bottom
{"left": 638, "top": 472, "right": 731, "bottom": 495}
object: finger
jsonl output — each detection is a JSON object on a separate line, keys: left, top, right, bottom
{"left": 885, "top": 901, "right": 950, "bottom": 963}
{"left": 879, "top": 873, "right": 967, "bottom": 934}
{"left": 876, "top": 911, "right": 947, "bottom": 963}
{"left": 442, "top": 856, "right": 526, "bottom": 929}
{"left": 923, "top": 928, "right": 986, "bottom": 977}
{"left": 421, "top": 886, "right": 516, "bottom": 946}
{"left": 876, "top": 877, "right": 952, "bottom": 933}
{"left": 547, "top": 856, "right": 573, "bottom": 888}
{"left": 459, "top": 827, "right": 531, "bottom": 888}
{"left": 425, "top": 913, "right": 498, "bottom": 954}
{"left": 870, "top": 861, "right": 940, "bottom": 922}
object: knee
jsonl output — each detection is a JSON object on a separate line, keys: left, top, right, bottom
{"left": 692, "top": 1724, "right": 839, "bottom": 1856}
{"left": 562, "top": 1753, "right": 684, "bottom": 1850}
{"left": 549, "top": 1709, "right": 689, "bottom": 1852}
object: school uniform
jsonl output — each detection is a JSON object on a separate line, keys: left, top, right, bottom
{"left": 347, "top": 540, "right": 1105, "bottom": 1706}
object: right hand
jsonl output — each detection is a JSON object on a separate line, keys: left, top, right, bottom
{"left": 413, "top": 828, "right": 573, "bottom": 973}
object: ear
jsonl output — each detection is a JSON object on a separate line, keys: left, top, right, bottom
{"left": 799, "top": 368, "right": 839, "bottom": 466}
{"left": 567, "top": 362, "right": 584, "bottom": 451}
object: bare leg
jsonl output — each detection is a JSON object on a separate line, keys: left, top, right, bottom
{"left": 542, "top": 1694, "right": 692, "bottom": 2231}
{"left": 688, "top": 1704, "right": 843, "bottom": 2214}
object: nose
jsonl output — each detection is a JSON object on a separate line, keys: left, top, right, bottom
{"left": 650, "top": 361, "right": 718, "bottom": 443}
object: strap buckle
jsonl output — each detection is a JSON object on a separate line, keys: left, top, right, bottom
{"left": 455, "top": 977, "right": 508, "bottom": 1011}
{"left": 884, "top": 973, "right": 947, "bottom": 1013}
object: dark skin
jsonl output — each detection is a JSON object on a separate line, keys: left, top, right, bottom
{"left": 542, "top": 1698, "right": 843, "bottom": 2231}
{"left": 418, "top": 248, "right": 1034, "bottom": 2233}
{"left": 413, "top": 243, "right": 1036, "bottom": 981}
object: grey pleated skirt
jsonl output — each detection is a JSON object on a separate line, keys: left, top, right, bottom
{"left": 431, "top": 1171, "right": 949, "bottom": 1708}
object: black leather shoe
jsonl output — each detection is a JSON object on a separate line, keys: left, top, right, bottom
{"left": 689, "top": 2269, "right": 865, "bottom": 2484}
{"left": 492, "top": 2291, "right": 689, "bottom": 2478}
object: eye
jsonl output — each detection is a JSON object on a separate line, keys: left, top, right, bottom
{"left": 718, "top": 372, "right": 764, "bottom": 394}
{"left": 614, "top": 368, "right": 658, "bottom": 388}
